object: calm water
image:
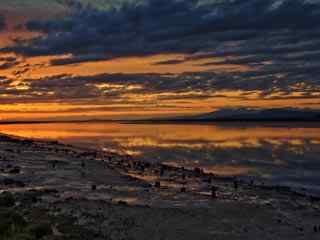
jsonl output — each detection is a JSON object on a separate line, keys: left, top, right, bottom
{"left": 1, "top": 122, "right": 320, "bottom": 195}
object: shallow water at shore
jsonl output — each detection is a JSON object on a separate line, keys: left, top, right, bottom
{"left": 0, "top": 122, "right": 320, "bottom": 195}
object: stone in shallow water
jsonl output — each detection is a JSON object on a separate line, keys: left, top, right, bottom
{"left": 314, "top": 225, "right": 318, "bottom": 232}
{"left": 234, "top": 179, "right": 239, "bottom": 191}
{"left": 155, "top": 181, "right": 161, "bottom": 188}
{"left": 211, "top": 186, "right": 218, "bottom": 198}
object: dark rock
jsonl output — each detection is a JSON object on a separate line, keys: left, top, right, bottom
{"left": 144, "top": 162, "right": 151, "bottom": 168}
{"left": 91, "top": 185, "right": 97, "bottom": 191}
{"left": 28, "top": 222, "right": 52, "bottom": 239}
{"left": 2, "top": 178, "right": 25, "bottom": 187}
{"left": 155, "top": 181, "right": 161, "bottom": 188}
{"left": 32, "top": 196, "right": 39, "bottom": 203}
{"left": 49, "top": 160, "right": 69, "bottom": 168}
{"left": 139, "top": 164, "right": 145, "bottom": 172}
{"left": 160, "top": 167, "right": 165, "bottom": 176}
{"left": 9, "top": 166, "right": 21, "bottom": 174}
{"left": 310, "top": 195, "right": 320, "bottom": 202}
{"left": 297, "top": 227, "right": 304, "bottom": 232}
{"left": 29, "top": 188, "right": 58, "bottom": 194}
{"left": 234, "top": 179, "right": 238, "bottom": 191}
{"left": 194, "top": 167, "right": 203, "bottom": 176}
{"left": 182, "top": 173, "right": 186, "bottom": 180}
{"left": 211, "top": 186, "right": 218, "bottom": 198}
{"left": 250, "top": 180, "right": 254, "bottom": 186}
{"left": 203, "top": 177, "right": 212, "bottom": 184}
{"left": 118, "top": 200, "right": 128, "bottom": 206}
{"left": 0, "top": 209, "right": 27, "bottom": 235}
{"left": 0, "top": 192, "right": 15, "bottom": 207}
{"left": 81, "top": 161, "right": 86, "bottom": 168}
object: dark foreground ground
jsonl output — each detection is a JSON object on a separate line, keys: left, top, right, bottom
{"left": 0, "top": 134, "right": 320, "bottom": 240}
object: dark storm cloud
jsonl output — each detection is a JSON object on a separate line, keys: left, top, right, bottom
{"left": 3, "top": 0, "right": 320, "bottom": 58}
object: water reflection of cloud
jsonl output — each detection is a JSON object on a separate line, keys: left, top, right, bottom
{"left": 106, "top": 134, "right": 320, "bottom": 190}
{"left": 1, "top": 122, "right": 320, "bottom": 193}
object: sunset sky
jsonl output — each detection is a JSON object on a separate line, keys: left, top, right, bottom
{"left": 0, "top": 0, "right": 319, "bottom": 121}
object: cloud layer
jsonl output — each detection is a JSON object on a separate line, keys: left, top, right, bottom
{"left": 5, "top": 0, "right": 320, "bottom": 57}
{"left": 0, "top": 0, "right": 320, "bottom": 118}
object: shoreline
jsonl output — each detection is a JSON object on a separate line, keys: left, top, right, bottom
{"left": 1, "top": 134, "right": 320, "bottom": 239}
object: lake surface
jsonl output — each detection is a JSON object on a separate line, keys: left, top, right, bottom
{"left": 1, "top": 122, "right": 320, "bottom": 195}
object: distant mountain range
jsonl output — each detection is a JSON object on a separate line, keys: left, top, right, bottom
{"left": 149, "top": 108, "right": 320, "bottom": 122}
{"left": 1, "top": 108, "right": 319, "bottom": 124}
{"left": 191, "top": 108, "right": 320, "bottom": 121}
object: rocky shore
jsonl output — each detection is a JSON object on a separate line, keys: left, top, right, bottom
{"left": 0, "top": 133, "right": 320, "bottom": 240}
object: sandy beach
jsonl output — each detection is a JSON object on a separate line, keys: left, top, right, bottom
{"left": 0, "top": 133, "right": 320, "bottom": 240}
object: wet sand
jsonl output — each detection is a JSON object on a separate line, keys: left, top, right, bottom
{"left": 0, "top": 133, "right": 320, "bottom": 239}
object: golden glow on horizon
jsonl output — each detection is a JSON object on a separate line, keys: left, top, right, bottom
{"left": 0, "top": 89, "right": 320, "bottom": 121}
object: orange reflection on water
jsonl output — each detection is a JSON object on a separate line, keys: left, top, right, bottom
{"left": 1, "top": 122, "right": 320, "bottom": 142}
{"left": 0, "top": 122, "right": 319, "bottom": 179}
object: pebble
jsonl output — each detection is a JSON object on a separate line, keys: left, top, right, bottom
{"left": 211, "top": 186, "right": 217, "bottom": 198}
{"left": 81, "top": 161, "right": 86, "bottom": 168}
{"left": 194, "top": 167, "right": 203, "bottom": 176}
{"left": 160, "top": 167, "right": 165, "bottom": 176}
{"left": 182, "top": 173, "right": 186, "bottom": 180}
{"left": 118, "top": 200, "right": 128, "bottom": 206}
{"left": 2, "top": 178, "right": 25, "bottom": 187}
{"left": 9, "top": 166, "right": 21, "bottom": 174}
{"left": 234, "top": 179, "right": 238, "bottom": 191}
{"left": 314, "top": 225, "right": 318, "bottom": 232}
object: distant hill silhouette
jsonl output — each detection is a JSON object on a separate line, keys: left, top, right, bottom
{"left": 190, "top": 108, "right": 320, "bottom": 121}
{"left": 146, "top": 108, "right": 320, "bottom": 122}
{"left": 1, "top": 108, "right": 319, "bottom": 124}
